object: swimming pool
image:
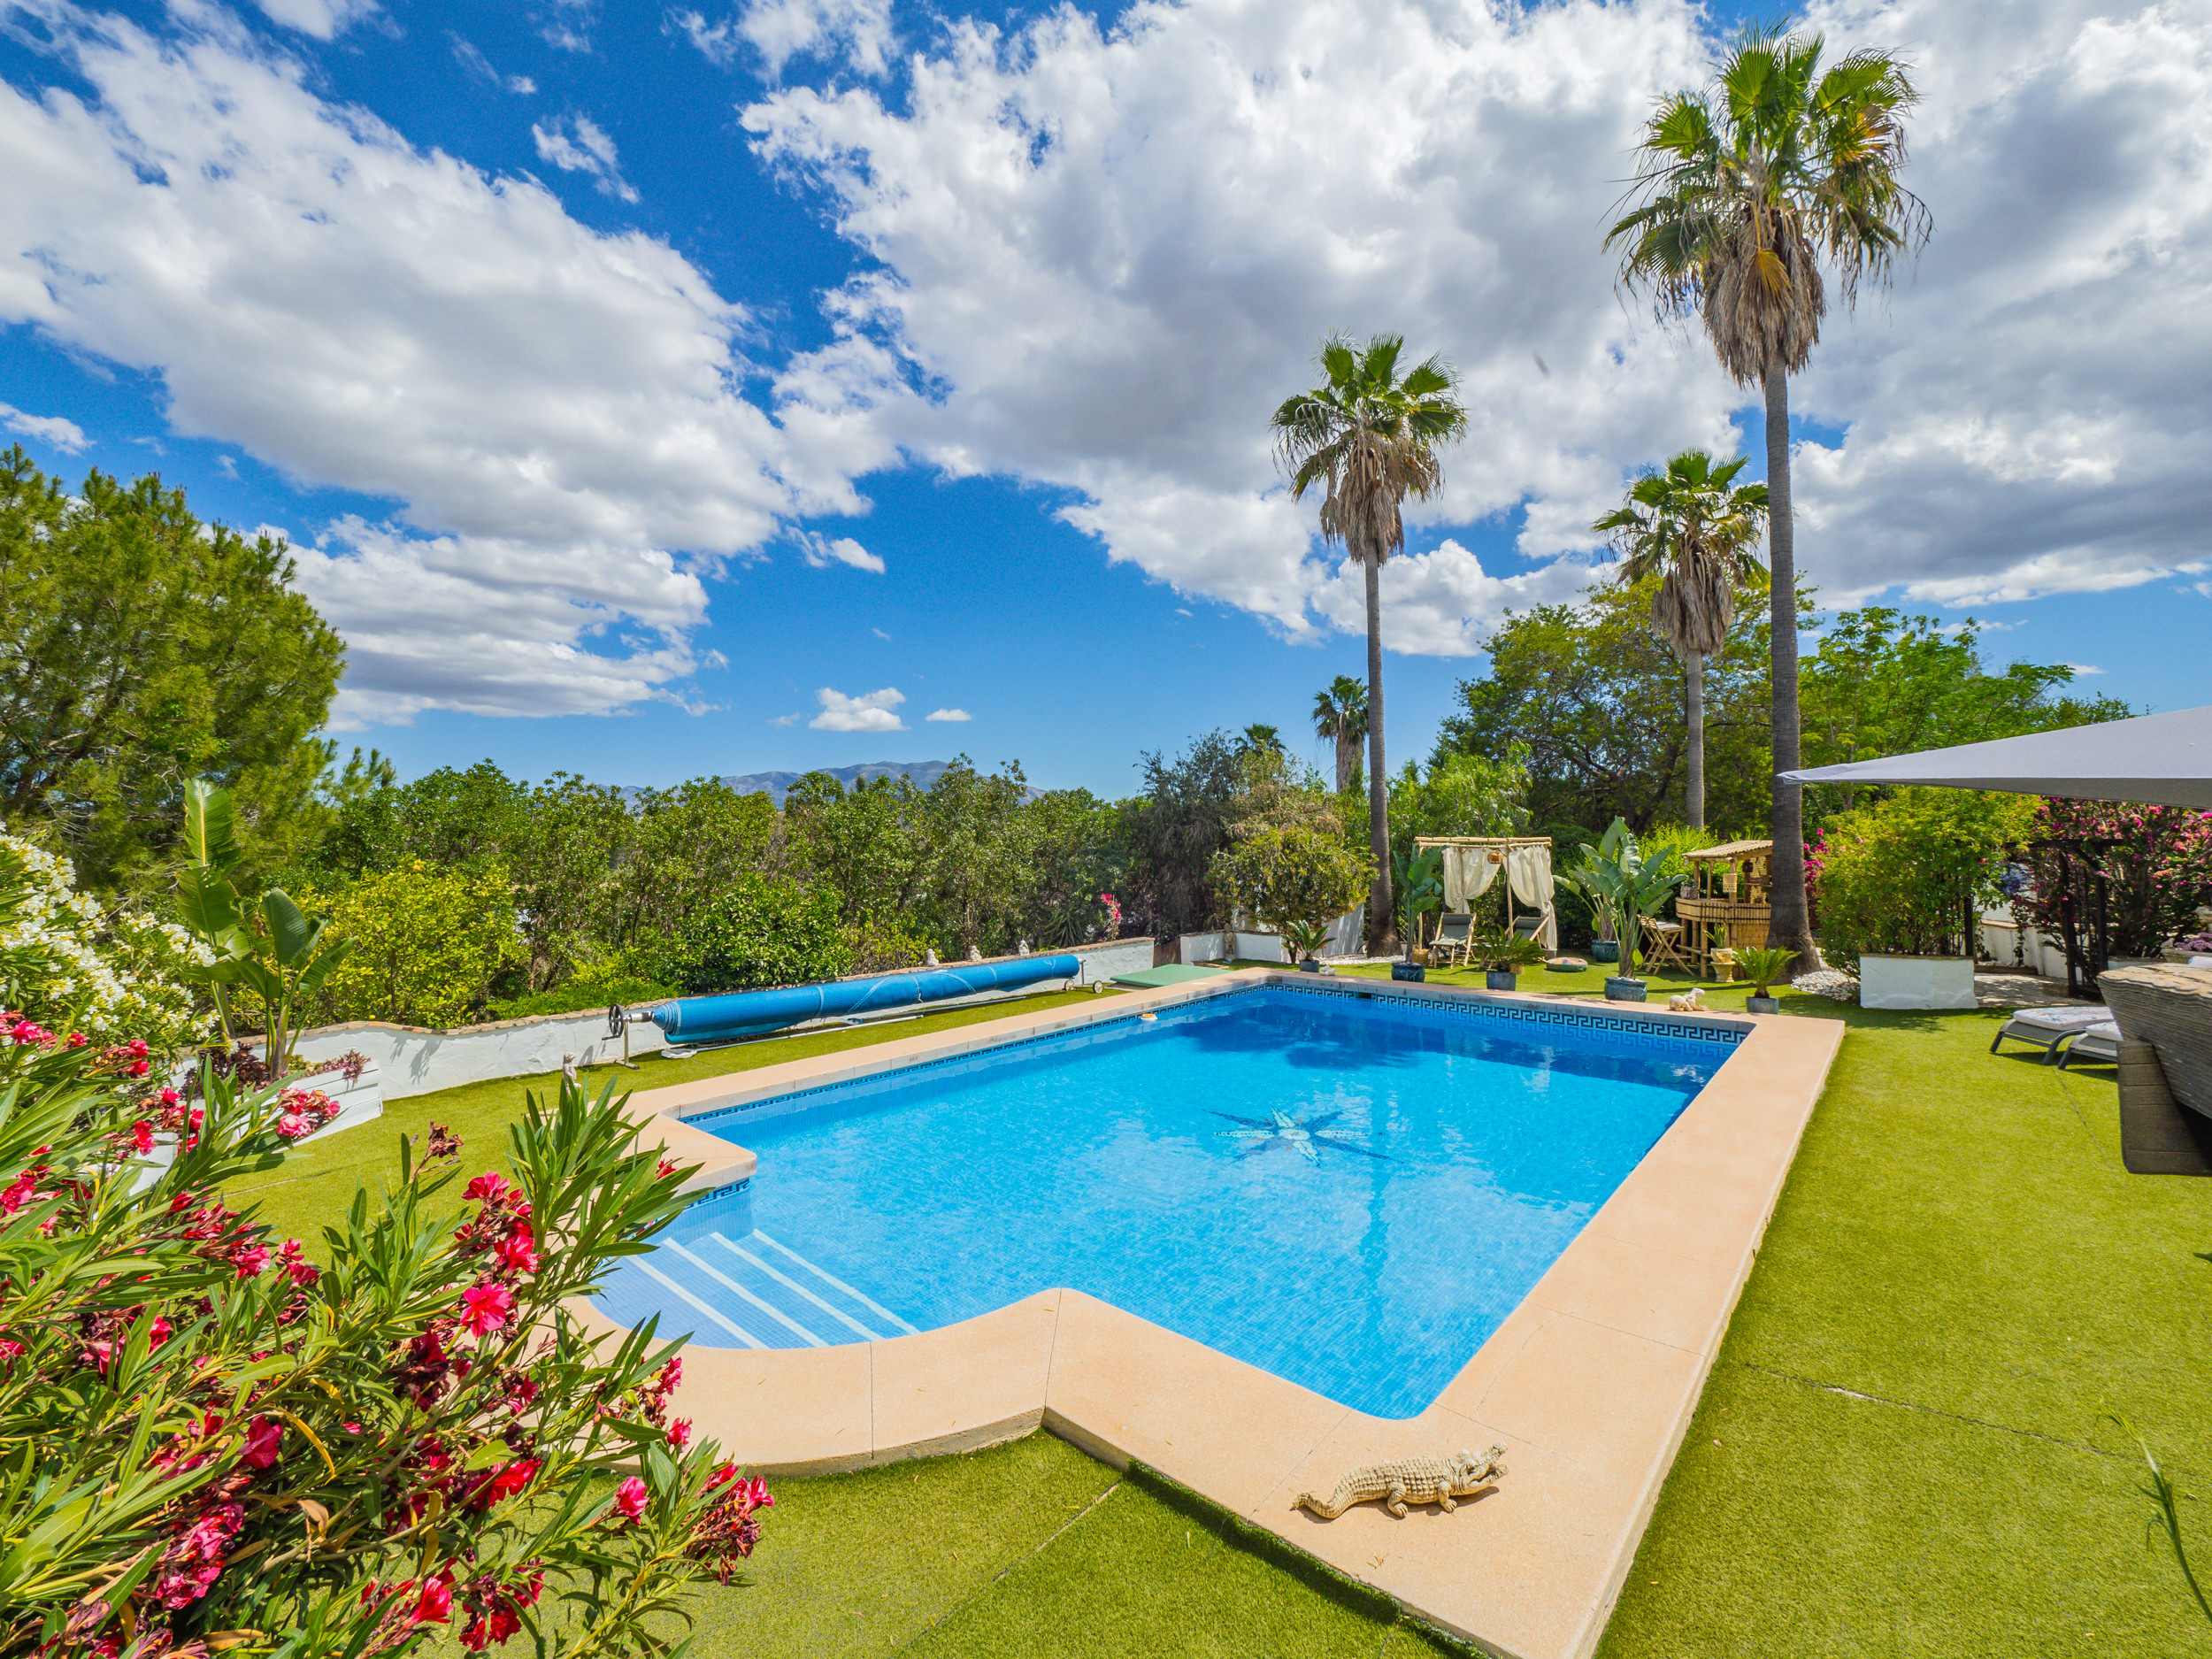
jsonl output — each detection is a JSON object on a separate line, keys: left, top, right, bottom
{"left": 592, "top": 984, "right": 1740, "bottom": 1418}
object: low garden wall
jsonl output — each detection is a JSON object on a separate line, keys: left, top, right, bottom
{"left": 291, "top": 937, "right": 1157, "bottom": 1100}
{"left": 1179, "top": 905, "right": 1364, "bottom": 965}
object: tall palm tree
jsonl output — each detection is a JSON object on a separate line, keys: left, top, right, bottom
{"left": 1311, "top": 674, "right": 1370, "bottom": 795}
{"left": 1606, "top": 23, "right": 1928, "bottom": 959}
{"left": 1594, "top": 449, "right": 1769, "bottom": 831}
{"left": 1271, "top": 335, "right": 1467, "bottom": 952}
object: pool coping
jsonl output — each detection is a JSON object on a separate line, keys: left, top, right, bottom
{"left": 592, "top": 969, "right": 1844, "bottom": 1659}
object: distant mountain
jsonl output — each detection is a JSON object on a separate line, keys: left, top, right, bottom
{"left": 716, "top": 760, "right": 954, "bottom": 805}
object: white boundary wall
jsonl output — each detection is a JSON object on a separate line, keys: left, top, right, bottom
{"left": 289, "top": 937, "right": 1157, "bottom": 1101}
{"left": 1179, "top": 906, "right": 1364, "bottom": 965}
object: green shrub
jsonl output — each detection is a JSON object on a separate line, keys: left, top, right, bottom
{"left": 311, "top": 860, "right": 526, "bottom": 1028}
{"left": 845, "top": 914, "right": 929, "bottom": 974}
{"left": 1814, "top": 788, "right": 2035, "bottom": 960}
{"left": 1209, "top": 824, "right": 1370, "bottom": 942}
{"left": 640, "top": 874, "right": 852, "bottom": 995}
{"left": 486, "top": 976, "right": 675, "bottom": 1021}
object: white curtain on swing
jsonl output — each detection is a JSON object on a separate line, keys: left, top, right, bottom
{"left": 1505, "top": 844, "right": 1558, "bottom": 950}
{"left": 1440, "top": 844, "right": 1500, "bottom": 913}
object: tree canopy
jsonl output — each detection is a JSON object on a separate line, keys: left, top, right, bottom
{"left": 0, "top": 449, "right": 343, "bottom": 887}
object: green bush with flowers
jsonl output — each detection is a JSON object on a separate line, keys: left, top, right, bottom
{"left": 0, "top": 862, "right": 767, "bottom": 1656}
{"left": 0, "top": 832, "right": 207, "bottom": 1055}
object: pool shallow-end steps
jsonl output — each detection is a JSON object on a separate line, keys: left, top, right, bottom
{"left": 572, "top": 972, "right": 1842, "bottom": 1659}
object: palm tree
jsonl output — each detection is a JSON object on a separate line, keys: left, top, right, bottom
{"left": 1606, "top": 23, "right": 1928, "bottom": 960}
{"left": 1241, "top": 723, "right": 1286, "bottom": 756}
{"left": 1593, "top": 449, "right": 1769, "bottom": 831}
{"left": 1271, "top": 335, "right": 1467, "bottom": 952}
{"left": 1311, "top": 674, "right": 1370, "bottom": 795}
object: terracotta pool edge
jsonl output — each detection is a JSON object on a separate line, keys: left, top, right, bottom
{"left": 588, "top": 976, "right": 1843, "bottom": 1659}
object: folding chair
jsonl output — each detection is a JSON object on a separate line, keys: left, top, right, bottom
{"left": 1641, "top": 919, "right": 1694, "bottom": 973}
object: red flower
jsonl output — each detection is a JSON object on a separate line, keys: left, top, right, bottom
{"left": 611, "top": 1476, "right": 649, "bottom": 1523}
{"left": 657, "top": 1156, "right": 679, "bottom": 1179}
{"left": 129, "top": 1120, "right": 154, "bottom": 1155}
{"left": 127, "top": 1058, "right": 150, "bottom": 1077}
{"left": 495, "top": 1224, "right": 540, "bottom": 1275}
{"left": 668, "top": 1417, "right": 692, "bottom": 1451}
{"left": 412, "top": 1573, "right": 454, "bottom": 1624}
{"left": 459, "top": 1282, "right": 514, "bottom": 1337}
{"left": 65, "top": 1032, "right": 86, "bottom": 1048}
{"left": 242, "top": 1416, "right": 282, "bottom": 1470}
{"left": 465, "top": 1172, "right": 515, "bottom": 1205}
{"left": 231, "top": 1243, "right": 271, "bottom": 1279}
{"left": 276, "top": 1112, "right": 311, "bottom": 1140}
{"left": 159, "top": 1087, "right": 180, "bottom": 1106}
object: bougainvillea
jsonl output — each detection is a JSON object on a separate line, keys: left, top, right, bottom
{"left": 2018, "top": 801, "right": 2212, "bottom": 961}
{"left": 0, "top": 931, "right": 767, "bottom": 1654}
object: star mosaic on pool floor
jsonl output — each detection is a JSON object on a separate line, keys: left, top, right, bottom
{"left": 1208, "top": 1107, "right": 1391, "bottom": 1164}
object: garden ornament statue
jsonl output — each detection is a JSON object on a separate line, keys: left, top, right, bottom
{"left": 1668, "top": 987, "right": 1707, "bottom": 1011}
{"left": 1294, "top": 1445, "right": 1509, "bottom": 1519}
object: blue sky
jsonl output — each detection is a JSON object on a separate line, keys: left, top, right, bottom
{"left": 1, "top": 0, "right": 2205, "bottom": 797}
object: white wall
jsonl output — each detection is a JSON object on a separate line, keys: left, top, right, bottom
{"left": 1979, "top": 913, "right": 2070, "bottom": 980}
{"left": 289, "top": 937, "right": 1157, "bottom": 1100}
{"left": 1180, "top": 907, "right": 1363, "bottom": 965}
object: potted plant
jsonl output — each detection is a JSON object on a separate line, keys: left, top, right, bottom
{"left": 1281, "top": 917, "right": 1330, "bottom": 972}
{"left": 1390, "top": 847, "right": 1444, "bottom": 982}
{"left": 1734, "top": 947, "right": 1796, "bottom": 1014}
{"left": 1561, "top": 819, "right": 1686, "bottom": 1002}
{"left": 1473, "top": 924, "right": 1545, "bottom": 991}
{"left": 1816, "top": 789, "right": 2034, "bottom": 1010}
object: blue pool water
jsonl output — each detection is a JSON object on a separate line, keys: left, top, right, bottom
{"left": 594, "top": 986, "right": 1739, "bottom": 1417}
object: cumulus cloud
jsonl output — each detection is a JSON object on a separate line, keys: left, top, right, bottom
{"left": 0, "top": 402, "right": 88, "bottom": 452}
{"left": 532, "top": 113, "right": 639, "bottom": 202}
{"left": 925, "top": 706, "right": 970, "bottom": 722}
{"left": 677, "top": 0, "right": 893, "bottom": 78}
{"left": 251, "top": 0, "right": 375, "bottom": 40}
{"left": 748, "top": 0, "right": 2212, "bottom": 648}
{"left": 0, "top": 4, "right": 858, "bottom": 724}
{"left": 1311, "top": 541, "right": 1606, "bottom": 657}
{"left": 797, "top": 529, "right": 884, "bottom": 572}
{"left": 810, "top": 685, "right": 904, "bottom": 731}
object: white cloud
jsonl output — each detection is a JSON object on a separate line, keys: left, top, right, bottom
{"left": 810, "top": 685, "right": 904, "bottom": 731}
{"left": 2065, "top": 663, "right": 2107, "bottom": 676}
{"left": 797, "top": 529, "right": 884, "bottom": 572}
{"left": 746, "top": 0, "right": 2212, "bottom": 650}
{"left": 768, "top": 710, "right": 802, "bottom": 725}
{"left": 251, "top": 0, "right": 376, "bottom": 40}
{"left": 0, "top": 4, "right": 862, "bottom": 724}
{"left": 678, "top": 0, "right": 892, "bottom": 77}
{"left": 451, "top": 35, "right": 535, "bottom": 96}
{"left": 0, "top": 402, "right": 88, "bottom": 452}
{"left": 1311, "top": 540, "right": 1604, "bottom": 657}
{"left": 532, "top": 113, "right": 639, "bottom": 203}
{"left": 538, "top": 0, "right": 595, "bottom": 53}
{"left": 926, "top": 706, "right": 970, "bottom": 722}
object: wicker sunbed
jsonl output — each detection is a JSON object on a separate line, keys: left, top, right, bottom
{"left": 2097, "top": 964, "right": 2212, "bottom": 1118}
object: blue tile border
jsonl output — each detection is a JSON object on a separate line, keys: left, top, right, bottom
{"left": 684, "top": 978, "right": 1746, "bottom": 1133}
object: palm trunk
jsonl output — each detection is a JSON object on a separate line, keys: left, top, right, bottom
{"left": 1334, "top": 733, "right": 1355, "bottom": 796}
{"left": 1763, "top": 359, "right": 1816, "bottom": 964}
{"left": 1363, "top": 554, "right": 1394, "bottom": 955}
{"left": 1684, "top": 651, "right": 1706, "bottom": 832}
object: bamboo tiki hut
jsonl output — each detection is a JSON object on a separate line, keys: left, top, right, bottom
{"left": 1678, "top": 841, "right": 1774, "bottom": 972}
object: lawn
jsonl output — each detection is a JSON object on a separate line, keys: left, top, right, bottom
{"left": 241, "top": 972, "right": 2212, "bottom": 1655}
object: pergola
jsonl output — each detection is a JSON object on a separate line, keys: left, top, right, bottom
{"left": 1413, "top": 835, "right": 1557, "bottom": 950}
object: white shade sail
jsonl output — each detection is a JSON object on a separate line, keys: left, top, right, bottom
{"left": 1778, "top": 705, "right": 2212, "bottom": 809}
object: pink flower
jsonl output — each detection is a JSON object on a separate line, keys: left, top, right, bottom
{"left": 276, "top": 1112, "right": 311, "bottom": 1140}
{"left": 459, "top": 1282, "right": 514, "bottom": 1337}
{"left": 6, "top": 1020, "right": 48, "bottom": 1046}
{"left": 0, "top": 1171, "right": 38, "bottom": 1215}
{"left": 129, "top": 1120, "right": 154, "bottom": 1155}
{"left": 657, "top": 1156, "right": 679, "bottom": 1180}
{"left": 465, "top": 1172, "right": 515, "bottom": 1205}
{"left": 611, "top": 1476, "right": 649, "bottom": 1523}
{"left": 127, "top": 1058, "right": 150, "bottom": 1078}
{"left": 668, "top": 1417, "right": 692, "bottom": 1451}
{"left": 0, "top": 1339, "right": 23, "bottom": 1364}
{"left": 159, "top": 1087, "right": 180, "bottom": 1106}
{"left": 123, "top": 1040, "right": 149, "bottom": 1058}
{"left": 65, "top": 1032, "right": 86, "bottom": 1048}
{"left": 242, "top": 1416, "right": 281, "bottom": 1469}
{"left": 495, "top": 1225, "right": 540, "bottom": 1275}
{"left": 231, "top": 1243, "right": 271, "bottom": 1279}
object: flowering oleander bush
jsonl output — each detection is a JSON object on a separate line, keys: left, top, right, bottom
{"left": 1812, "top": 789, "right": 2036, "bottom": 961}
{"left": 2018, "top": 802, "right": 2212, "bottom": 960}
{"left": 0, "top": 1007, "right": 767, "bottom": 1654}
{"left": 0, "top": 833, "right": 209, "bottom": 1054}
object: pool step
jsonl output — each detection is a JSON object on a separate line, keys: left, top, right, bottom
{"left": 608, "top": 1229, "right": 917, "bottom": 1350}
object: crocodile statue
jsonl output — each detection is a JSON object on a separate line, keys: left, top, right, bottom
{"left": 1293, "top": 1444, "right": 1508, "bottom": 1519}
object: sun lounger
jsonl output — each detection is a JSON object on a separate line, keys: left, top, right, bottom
{"left": 1428, "top": 913, "right": 1473, "bottom": 968}
{"left": 1990, "top": 1003, "right": 2109, "bottom": 1063}
{"left": 2059, "top": 1020, "right": 2124, "bottom": 1070}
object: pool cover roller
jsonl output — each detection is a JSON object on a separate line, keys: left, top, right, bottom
{"left": 647, "top": 954, "right": 1084, "bottom": 1044}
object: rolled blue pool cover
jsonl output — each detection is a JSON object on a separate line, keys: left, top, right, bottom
{"left": 647, "top": 954, "right": 1084, "bottom": 1043}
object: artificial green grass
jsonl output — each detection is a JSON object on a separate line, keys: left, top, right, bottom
{"left": 235, "top": 967, "right": 2212, "bottom": 1653}
{"left": 1595, "top": 1000, "right": 2212, "bottom": 1657}
{"left": 230, "top": 987, "right": 1111, "bottom": 1248}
